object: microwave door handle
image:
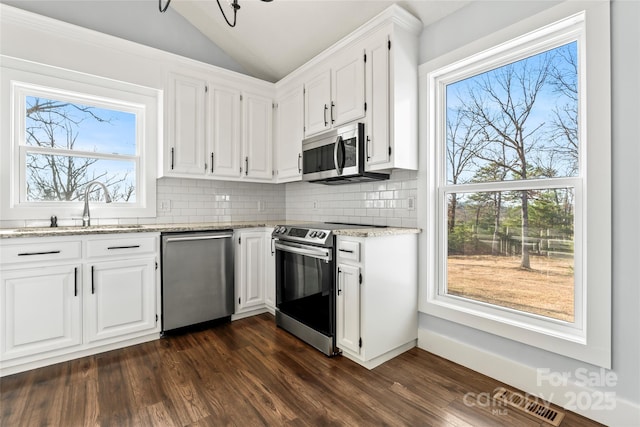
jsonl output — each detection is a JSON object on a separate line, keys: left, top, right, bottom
{"left": 333, "top": 136, "right": 344, "bottom": 175}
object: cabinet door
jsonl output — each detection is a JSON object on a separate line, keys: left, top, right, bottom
{"left": 365, "top": 34, "right": 391, "bottom": 169}
{"left": 336, "top": 263, "right": 361, "bottom": 355}
{"left": 237, "top": 232, "right": 266, "bottom": 312}
{"left": 0, "top": 264, "right": 81, "bottom": 361}
{"left": 275, "top": 87, "right": 303, "bottom": 182}
{"left": 85, "top": 258, "right": 157, "bottom": 343}
{"left": 332, "top": 50, "right": 366, "bottom": 127}
{"left": 167, "top": 74, "right": 207, "bottom": 175}
{"left": 243, "top": 93, "right": 273, "bottom": 180}
{"left": 264, "top": 233, "right": 276, "bottom": 310}
{"left": 304, "top": 70, "right": 331, "bottom": 137}
{"left": 209, "top": 86, "right": 241, "bottom": 178}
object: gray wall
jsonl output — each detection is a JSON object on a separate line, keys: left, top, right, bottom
{"left": 0, "top": 0, "right": 247, "bottom": 75}
{"left": 418, "top": 0, "right": 640, "bottom": 405}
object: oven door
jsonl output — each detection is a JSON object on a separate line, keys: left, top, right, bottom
{"left": 274, "top": 241, "right": 335, "bottom": 337}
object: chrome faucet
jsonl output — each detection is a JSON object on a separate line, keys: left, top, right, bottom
{"left": 82, "top": 181, "right": 112, "bottom": 226}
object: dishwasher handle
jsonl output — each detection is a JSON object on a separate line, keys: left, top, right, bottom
{"left": 164, "top": 234, "right": 233, "bottom": 243}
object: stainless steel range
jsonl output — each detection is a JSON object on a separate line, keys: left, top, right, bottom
{"left": 272, "top": 223, "right": 374, "bottom": 355}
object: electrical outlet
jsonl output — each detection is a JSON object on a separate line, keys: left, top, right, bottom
{"left": 313, "top": 200, "right": 319, "bottom": 209}
{"left": 159, "top": 200, "right": 171, "bottom": 211}
{"left": 407, "top": 196, "right": 415, "bottom": 211}
{"left": 257, "top": 200, "right": 266, "bottom": 212}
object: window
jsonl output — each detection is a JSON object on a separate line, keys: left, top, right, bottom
{"left": 1, "top": 60, "right": 158, "bottom": 221}
{"left": 419, "top": 9, "right": 611, "bottom": 368}
{"left": 23, "top": 92, "right": 138, "bottom": 203}
{"left": 443, "top": 42, "right": 581, "bottom": 325}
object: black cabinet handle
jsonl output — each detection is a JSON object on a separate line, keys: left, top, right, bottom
{"left": 323, "top": 104, "right": 328, "bottom": 126}
{"left": 91, "top": 265, "right": 95, "bottom": 294}
{"left": 171, "top": 147, "right": 175, "bottom": 170}
{"left": 298, "top": 153, "right": 302, "bottom": 174}
{"left": 337, "top": 267, "right": 342, "bottom": 295}
{"left": 74, "top": 267, "right": 78, "bottom": 297}
{"left": 107, "top": 245, "right": 140, "bottom": 250}
{"left": 211, "top": 153, "right": 214, "bottom": 173}
{"left": 366, "top": 136, "right": 371, "bottom": 161}
{"left": 339, "top": 249, "right": 354, "bottom": 253}
{"left": 18, "top": 250, "right": 61, "bottom": 256}
{"left": 245, "top": 157, "right": 249, "bottom": 176}
{"left": 330, "top": 101, "right": 335, "bottom": 124}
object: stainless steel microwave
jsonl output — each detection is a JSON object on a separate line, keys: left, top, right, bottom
{"left": 301, "top": 122, "right": 389, "bottom": 185}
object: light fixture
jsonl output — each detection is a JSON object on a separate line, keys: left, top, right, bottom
{"left": 159, "top": 0, "right": 273, "bottom": 28}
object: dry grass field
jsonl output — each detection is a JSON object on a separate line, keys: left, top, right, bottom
{"left": 447, "top": 255, "right": 574, "bottom": 322}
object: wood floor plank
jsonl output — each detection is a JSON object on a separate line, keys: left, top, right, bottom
{"left": 0, "top": 313, "right": 604, "bottom": 427}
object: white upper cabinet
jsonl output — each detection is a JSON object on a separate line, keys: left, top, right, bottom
{"left": 303, "top": 47, "right": 366, "bottom": 138}
{"left": 275, "top": 85, "right": 303, "bottom": 182}
{"left": 242, "top": 92, "right": 273, "bottom": 180}
{"left": 303, "top": 70, "right": 332, "bottom": 136}
{"left": 278, "top": 6, "right": 420, "bottom": 172}
{"left": 364, "top": 31, "right": 391, "bottom": 168}
{"left": 167, "top": 73, "right": 207, "bottom": 175}
{"left": 364, "top": 23, "right": 419, "bottom": 171}
{"left": 208, "top": 86, "right": 241, "bottom": 178}
{"left": 331, "top": 47, "right": 366, "bottom": 127}
{"left": 163, "top": 70, "right": 274, "bottom": 182}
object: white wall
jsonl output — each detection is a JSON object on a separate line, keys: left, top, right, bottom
{"left": 416, "top": 1, "right": 640, "bottom": 424}
{"left": 0, "top": 0, "right": 247, "bottom": 76}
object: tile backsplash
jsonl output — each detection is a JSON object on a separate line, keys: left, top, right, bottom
{"left": 285, "top": 170, "right": 418, "bottom": 227}
{"left": 155, "top": 177, "right": 285, "bottom": 223}
{"left": 1, "top": 171, "right": 417, "bottom": 228}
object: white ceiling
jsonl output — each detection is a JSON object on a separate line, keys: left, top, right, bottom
{"left": 171, "top": 0, "right": 470, "bottom": 82}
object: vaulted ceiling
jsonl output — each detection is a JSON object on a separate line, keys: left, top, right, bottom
{"left": 170, "top": 0, "right": 470, "bottom": 82}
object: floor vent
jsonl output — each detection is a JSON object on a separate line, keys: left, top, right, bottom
{"left": 492, "top": 387, "right": 565, "bottom": 426}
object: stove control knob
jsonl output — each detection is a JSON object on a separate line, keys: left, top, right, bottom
{"left": 279, "top": 227, "right": 287, "bottom": 234}
{"left": 317, "top": 232, "right": 326, "bottom": 239}
{"left": 309, "top": 231, "right": 317, "bottom": 238}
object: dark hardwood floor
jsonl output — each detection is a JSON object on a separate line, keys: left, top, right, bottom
{"left": 1, "top": 314, "right": 602, "bottom": 426}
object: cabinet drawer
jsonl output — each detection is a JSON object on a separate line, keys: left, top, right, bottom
{"left": 1, "top": 240, "right": 82, "bottom": 264}
{"left": 337, "top": 240, "right": 360, "bottom": 262}
{"left": 86, "top": 235, "right": 156, "bottom": 258}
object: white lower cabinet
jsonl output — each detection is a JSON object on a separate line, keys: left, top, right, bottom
{"left": 0, "top": 264, "right": 82, "bottom": 361}
{"left": 336, "top": 263, "right": 361, "bottom": 354}
{"left": 0, "top": 233, "right": 160, "bottom": 377}
{"left": 265, "top": 232, "right": 276, "bottom": 312}
{"left": 85, "top": 258, "right": 157, "bottom": 344}
{"left": 335, "top": 233, "right": 418, "bottom": 369}
{"left": 234, "top": 228, "right": 275, "bottom": 317}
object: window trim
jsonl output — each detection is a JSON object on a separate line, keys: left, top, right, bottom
{"left": 418, "top": 8, "right": 611, "bottom": 368}
{"left": 1, "top": 58, "right": 159, "bottom": 221}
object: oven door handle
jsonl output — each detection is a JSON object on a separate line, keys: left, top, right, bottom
{"left": 274, "top": 241, "right": 332, "bottom": 262}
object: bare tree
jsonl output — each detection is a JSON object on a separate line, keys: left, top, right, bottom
{"left": 446, "top": 108, "right": 483, "bottom": 232}
{"left": 460, "top": 54, "right": 553, "bottom": 269}
{"left": 25, "top": 98, "right": 134, "bottom": 202}
{"left": 549, "top": 43, "right": 579, "bottom": 175}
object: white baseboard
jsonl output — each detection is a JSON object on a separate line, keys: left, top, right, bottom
{"left": 231, "top": 307, "right": 270, "bottom": 321}
{"left": 340, "top": 340, "right": 417, "bottom": 370}
{"left": 418, "top": 329, "right": 640, "bottom": 426}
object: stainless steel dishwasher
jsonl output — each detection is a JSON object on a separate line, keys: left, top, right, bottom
{"left": 161, "top": 231, "right": 234, "bottom": 332}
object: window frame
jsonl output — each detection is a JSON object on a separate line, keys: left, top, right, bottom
{"left": 418, "top": 9, "right": 611, "bottom": 368}
{"left": 1, "top": 58, "right": 158, "bottom": 221}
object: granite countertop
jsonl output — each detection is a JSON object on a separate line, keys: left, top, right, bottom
{"left": 0, "top": 221, "right": 420, "bottom": 239}
{"left": 333, "top": 227, "right": 421, "bottom": 238}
